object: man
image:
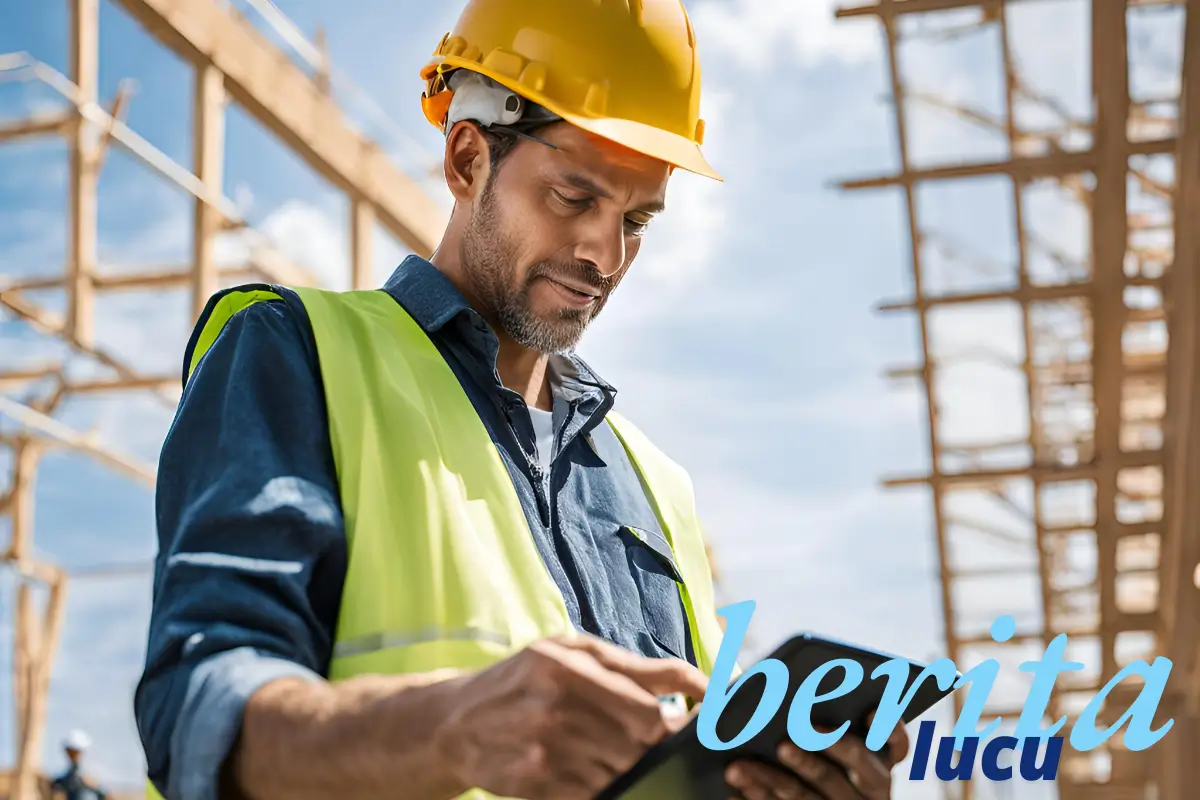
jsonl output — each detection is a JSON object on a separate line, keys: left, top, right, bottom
{"left": 135, "top": 1, "right": 910, "bottom": 798}
{"left": 50, "top": 730, "right": 108, "bottom": 800}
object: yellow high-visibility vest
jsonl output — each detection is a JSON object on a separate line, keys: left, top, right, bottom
{"left": 148, "top": 285, "right": 725, "bottom": 799}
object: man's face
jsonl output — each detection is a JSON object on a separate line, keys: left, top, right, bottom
{"left": 458, "top": 123, "right": 670, "bottom": 354}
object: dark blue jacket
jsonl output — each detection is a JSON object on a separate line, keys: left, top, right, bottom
{"left": 134, "top": 255, "right": 695, "bottom": 800}
{"left": 51, "top": 765, "right": 108, "bottom": 800}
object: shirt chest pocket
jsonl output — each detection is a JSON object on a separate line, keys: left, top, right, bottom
{"left": 619, "top": 524, "right": 689, "bottom": 661}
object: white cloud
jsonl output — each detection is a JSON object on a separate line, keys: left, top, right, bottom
{"left": 215, "top": 199, "right": 351, "bottom": 291}
{"left": 256, "top": 200, "right": 350, "bottom": 289}
{"left": 702, "top": 482, "right": 893, "bottom": 573}
{"left": 1126, "top": 3, "right": 1185, "bottom": 102}
{"left": 791, "top": 378, "right": 923, "bottom": 429}
{"left": 691, "top": 0, "right": 880, "bottom": 72}
{"left": 632, "top": 88, "right": 736, "bottom": 287}
{"left": 1006, "top": 0, "right": 1092, "bottom": 123}
{"left": 214, "top": 196, "right": 418, "bottom": 290}
{"left": 928, "top": 302, "right": 1030, "bottom": 446}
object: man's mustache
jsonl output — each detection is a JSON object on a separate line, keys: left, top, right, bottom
{"left": 529, "top": 261, "right": 613, "bottom": 295}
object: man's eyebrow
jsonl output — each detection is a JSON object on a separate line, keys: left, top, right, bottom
{"left": 562, "top": 172, "right": 613, "bottom": 199}
{"left": 561, "top": 172, "right": 666, "bottom": 214}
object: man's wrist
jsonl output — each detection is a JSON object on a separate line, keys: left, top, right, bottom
{"left": 234, "top": 669, "right": 475, "bottom": 800}
{"left": 405, "top": 671, "right": 475, "bottom": 798}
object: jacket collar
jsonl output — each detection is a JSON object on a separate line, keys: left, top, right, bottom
{"left": 380, "top": 255, "right": 616, "bottom": 400}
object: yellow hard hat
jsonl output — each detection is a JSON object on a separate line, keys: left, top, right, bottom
{"left": 420, "top": 0, "right": 720, "bottom": 181}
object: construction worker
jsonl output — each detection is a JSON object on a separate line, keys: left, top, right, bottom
{"left": 135, "top": 1, "right": 910, "bottom": 798}
{"left": 50, "top": 730, "right": 108, "bottom": 800}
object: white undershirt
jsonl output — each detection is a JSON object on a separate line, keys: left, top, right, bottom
{"left": 527, "top": 403, "right": 555, "bottom": 475}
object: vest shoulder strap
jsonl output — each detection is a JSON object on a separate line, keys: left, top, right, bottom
{"left": 185, "top": 285, "right": 288, "bottom": 382}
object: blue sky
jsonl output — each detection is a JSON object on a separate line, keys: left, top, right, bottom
{"left": 0, "top": 0, "right": 1184, "bottom": 796}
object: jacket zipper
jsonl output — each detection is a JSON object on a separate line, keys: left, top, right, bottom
{"left": 545, "top": 399, "right": 578, "bottom": 527}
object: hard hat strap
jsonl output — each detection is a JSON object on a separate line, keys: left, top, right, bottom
{"left": 486, "top": 124, "right": 560, "bottom": 151}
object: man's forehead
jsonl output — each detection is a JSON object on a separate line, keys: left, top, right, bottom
{"left": 538, "top": 125, "right": 670, "bottom": 203}
{"left": 548, "top": 125, "right": 663, "bottom": 167}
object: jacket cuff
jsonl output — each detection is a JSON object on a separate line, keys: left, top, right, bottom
{"left": 169, "top": 647, "right": 321, "bottom": 800}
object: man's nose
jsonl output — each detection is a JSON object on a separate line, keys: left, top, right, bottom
{"left": 572, "top": 219, "right": 627, "bottom": 278}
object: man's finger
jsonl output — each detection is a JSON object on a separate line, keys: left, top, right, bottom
{"left": 556, "top": 694, "right": 650, "bottom": 773}
{"left": 727, "top": 760, "right": 817, "bottom": 800}
{"left": 806, "top": 734, "right": 892, "bottom": 798}
{"left": 535, "top": 639, "right": 673, "bottom": 744}
{"left": 886, "top": 722, "right": 910, "bottom": 767}
{"left": 776, "top": 743, "right": 861, "bottom": 800}
{"left": 865, "top": 710, "right": 910, "bottom": 767}
{"left": 556, "top": 634, "right": 710, "bottom": 698}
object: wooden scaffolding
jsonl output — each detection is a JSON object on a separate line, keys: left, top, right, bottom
{"left": 0, "top": 0, "right": 444, "bottom": 796}
{"left": 837, "top": 0, "right": 1200, "bottom": 797}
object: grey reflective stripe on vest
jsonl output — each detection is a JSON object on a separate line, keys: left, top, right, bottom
{"left": 332, "top": 626, "right": 513, "bottom": 659}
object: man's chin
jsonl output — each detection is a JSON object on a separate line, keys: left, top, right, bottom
{"left": 514, "top": 320, "right": 589, "bottom": 355}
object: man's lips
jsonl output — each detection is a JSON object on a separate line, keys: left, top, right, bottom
{"left": 542, "top": 276, "right": 601, "bottom": 307}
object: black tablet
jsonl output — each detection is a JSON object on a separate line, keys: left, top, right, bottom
{"left": 594, "top": 633, "right": 959, "bottom": 800}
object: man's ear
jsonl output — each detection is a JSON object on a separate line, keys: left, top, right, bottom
{"left": 443, "top": 121, "right": 492, "bottom": 204}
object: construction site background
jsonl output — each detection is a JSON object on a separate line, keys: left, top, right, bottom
{"left": 1, "top": 0, "right": 1198, "bottom": 799}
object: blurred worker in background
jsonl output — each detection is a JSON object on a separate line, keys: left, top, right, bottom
{"left": 135, "top": 0, "right": 909, "bottom": 798}
{"left": 50, "top": 730, "right": 108, "bottom": 800}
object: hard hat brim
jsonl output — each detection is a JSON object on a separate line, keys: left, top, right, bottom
{"left": 554, "top": 112, "right": 723, "bottom": 182}
{"left": 422, "top": 59, "right": 723, "bottom": 182}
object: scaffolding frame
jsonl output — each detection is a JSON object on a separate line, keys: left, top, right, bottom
{"left": 837, "top": 0, "right": 1200, "bottom": 798}
{"left": 1, "top": 3, "right": 748, "bottom": 795}
{"left": 1, "top": 0, "right": 444, "bottom": 795}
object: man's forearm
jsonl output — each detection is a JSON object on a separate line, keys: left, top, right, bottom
{"left": 231, "top": 670, "right": 470, "bottom": 800}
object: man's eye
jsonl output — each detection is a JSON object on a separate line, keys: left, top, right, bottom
{"left": 552, "top": 190, "right": 592, "bottom": 208}
{"left": 625, "top": 216, "right": 651, "bottom": 236}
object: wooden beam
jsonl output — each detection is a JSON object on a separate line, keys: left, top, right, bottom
{"left": 0, "top": 290, "right": 180, "bottom": 407}
{"left": 840, "top": 137, "right": 1175, "bottom": 189}
{"left": 866, "top": 0, "right": 971, "bottom": 769}
{"left": 0, "top": 366, "right": 60, "bottom": 388}
{"left": 95, "top": 267, "right": 193, "bottom": 290}
{"left": 3, "top": 258, "right": 317, "bottom": 293}
{"left": 67, "top": 0, "right": 99, "bottom": 348}
{"left": 877, "top": 281, "right": 1110, "bottom": 311}
{"left": 66, "top": 375, "right": 177, "bottom": 393}
{"left": 0, "top": 396, "right": 157, "bottom": 486}
{"left": 11, "top": 583, "right": 38, "bottom": 800}
{"left": 1162, "top": 0, "right": 1200, "bottom": 726}
{"left": 351, "top": 197, "right": 375, "bottom": 290}
{"left": 93, "top": 82, "right": 133, "bottom": 174}
{"left": 13, "top": 571, "right": 67, "bottom": 800}
{"left": 0, "top": 112, "right": 73, "bottom": 141}
{"left": 1090, "top": 0, "right": 1131, "bottom": 687}
{"left": 837, "top": 0, "right": 1181, "bottom": 18}
{"left": 111, "top": 0, "right": 444, "bottom": 257}
{"left": 6, "top": 442, "right": 40, "bottom": 567}
{"left": 882, "top": 447, "right": 1163, "bottom": 488}
{"left": 193, "top": 61, "right": 225, "bottom": 320}
{"left": 12, "top": 585, "right": 32, "bottom": 756}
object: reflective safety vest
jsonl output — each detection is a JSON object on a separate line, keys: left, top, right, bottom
{"left": 149, "top": 285, "right": 725, "bottom": 800}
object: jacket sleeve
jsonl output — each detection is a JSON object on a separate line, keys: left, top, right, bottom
{"left": 134, "top": 297, "right": 347, "bottom": 800}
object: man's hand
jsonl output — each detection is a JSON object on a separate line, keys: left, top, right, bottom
{"left": 432, "top": 634, "right": 708, "bottom": 800}
{"left": 725, "top": 716, "right": 911, "bottom": 800}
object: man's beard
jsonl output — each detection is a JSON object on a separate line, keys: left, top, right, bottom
{"left": 460, "top": 188, "right": 615, "bottom": 354}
